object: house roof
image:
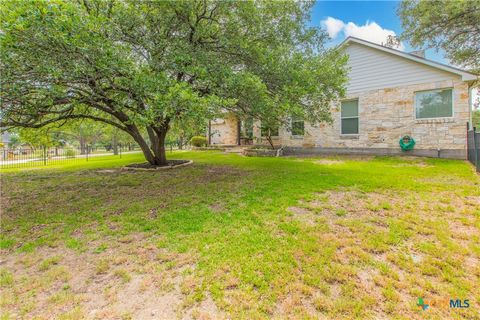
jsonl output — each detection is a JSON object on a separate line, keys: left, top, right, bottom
{"left": 340, "top": 37, "right": 478, "bottom": 82}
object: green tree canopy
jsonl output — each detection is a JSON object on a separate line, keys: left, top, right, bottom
{"left": 398, "top": 0, "right": 480, "bottom": 73}
{"left": 1, "top": 0, "right": 347, "bottom": 165}
{"left": 473, "top": 110, "right": 480, "bottom": 128}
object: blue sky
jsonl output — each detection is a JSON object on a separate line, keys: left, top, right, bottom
{"left": 309, "top": 1, "right": 447, "bottom": 64}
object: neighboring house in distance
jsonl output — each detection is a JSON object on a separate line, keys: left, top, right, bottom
{"left": 208, "top": 37, "right": 478, "bottom": 159}
{"left": 1, "top": 132, "right": 10, "bottom": 147}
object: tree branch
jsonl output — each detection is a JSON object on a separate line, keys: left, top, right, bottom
{"left": 1, "top": 114, "right": 128, "bottom": 132}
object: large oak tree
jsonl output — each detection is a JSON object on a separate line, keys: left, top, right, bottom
{"left": 398, "top": 0, "right": 480, "bottom": 73}
{"left": 1, "top": 0, "right": 347, "bottom": 165}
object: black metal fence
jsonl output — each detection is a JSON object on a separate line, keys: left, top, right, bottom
{"left": 467, "top": 122, "right": 480, "bottom": 173}
{"left": 0, "top": 144, "right": 140, "bottom": 169}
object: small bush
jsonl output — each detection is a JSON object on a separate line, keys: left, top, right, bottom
{"left": 64, "top": 148, "right": 76, "bottom": 157}
{"left": 190, "top": 136, "right": 208, "bottom": 147}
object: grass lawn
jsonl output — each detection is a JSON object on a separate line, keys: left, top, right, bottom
{"left": 1, "top": 151, "right": 479, "bottom": 319}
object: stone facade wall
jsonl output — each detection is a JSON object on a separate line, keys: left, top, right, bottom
{"left": 261, "top": 79, "right": 469, "bottom": 155}
{"left": 209, "top": 114, "right": 238, "bottom": 145}
{"left": 209, "top": 79, "right": 471, "bottom": 158}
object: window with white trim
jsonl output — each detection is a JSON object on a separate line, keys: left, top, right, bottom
{"left": 341, "top": 99, "right": 359, "bottom": 134}
{"left": 415, "top": 88, "right": 453, "bottom": 119}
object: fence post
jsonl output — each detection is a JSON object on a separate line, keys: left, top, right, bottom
{"left": 43, "top": 145, "right": 47, "bottom": 166}
{"left": 474, "top": 127, "right": 478, "bottom": 172}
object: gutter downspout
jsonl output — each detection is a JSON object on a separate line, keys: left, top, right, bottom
{"left": 468, "top": 85, "right": 473, "bottom": 128}
{"left": 467, "top": 85, "right": 473, "bottom": 160}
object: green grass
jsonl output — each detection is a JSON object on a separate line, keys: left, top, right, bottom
{"left": 1, "top": 151, "right": 479, "bottom": 319}
{"left": 0, "top": 151, "right": 146, "bottom": 173}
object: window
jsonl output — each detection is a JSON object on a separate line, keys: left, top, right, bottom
{"left": 241, "top": 118, "right": 254, "bottom": 139}
{"left": 341, "top": 99, "right": 359, "bottom": 134}
{"left": 291, "top": 117, "right": 304, "bottom": 136}
{"left": 261, "top": 123, "right": 279, "bottom": 137}
{"left": 415, "top": 88, "right": 453, "bottom": 119}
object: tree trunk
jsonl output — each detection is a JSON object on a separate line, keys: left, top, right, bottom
{"left": 112, "top": 134, "right": 118, "bottom": 155}
{"left": 127, "top": 126, "right": 157, "bottom": 165}
{"left": 79, "top": 138, "right": 87, "bottom": 155}
{"left": 178, "top": 135, "right": 184, "bottom": 150}
{"left": 128, "top": 125, "right": 168, "bottom": 166}
{"left": 151, "top": 128, "right": 167, "bottom": 165}
{"left": 266, "top": 134, "right": 275, "bottom": 149}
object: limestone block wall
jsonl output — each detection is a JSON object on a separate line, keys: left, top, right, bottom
{"left": 209, "top": 114, "right": 238, "bottom": 145}
{"left": 259, "top": 79, "right": 470, "bottom": 152}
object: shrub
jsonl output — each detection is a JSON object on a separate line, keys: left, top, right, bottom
{"left": 64, "top": 148, "right": 76, "bottom": 157}
{"left": 190, "top": 136, "right": 208, "bottom": 147}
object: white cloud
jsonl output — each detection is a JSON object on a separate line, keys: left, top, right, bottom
{"left": 321, "top": 17, "right": 345, "bottom": 39}
{"left": 320, "top": 17, "right": 405, "bottom": 51}
{"left": 344, "top": 21, "right": 405, "bottom": 50}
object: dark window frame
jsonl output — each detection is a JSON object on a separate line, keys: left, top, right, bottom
{"left": 291, "top": 117, "right": 304, "bottom": 136}
{"left": 341, "top": 99, "right": 359, "bottom": 135}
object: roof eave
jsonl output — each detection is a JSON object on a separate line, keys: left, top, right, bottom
{"left": 462, "top": 74, "right": 478, "bottom": 82}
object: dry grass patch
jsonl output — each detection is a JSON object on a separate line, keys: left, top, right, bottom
{"left": 0, "top": 235, "right": 226, "bottom": 319}
{"left": 282, "top": 188, "right": 479, "bottom": 319}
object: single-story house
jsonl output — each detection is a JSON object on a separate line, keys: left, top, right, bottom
{"left": 207, "top": 37, "right": 478, "bottom": 159}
